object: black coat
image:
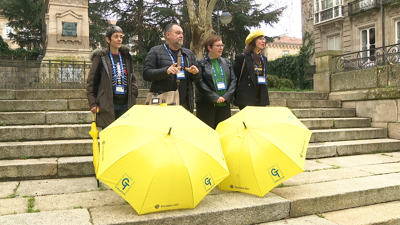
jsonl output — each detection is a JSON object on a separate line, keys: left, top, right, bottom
{"left": 143, "top": 44, "right": 201, "bottom": 112}
{"left": 233, "top": 53, "right": 270, "bottom": 106}
{"left": 86, "top": 45, "right": 139, "bottom": 127}
{"left": 195, "top": 55, "right": 237, "bottom": 104}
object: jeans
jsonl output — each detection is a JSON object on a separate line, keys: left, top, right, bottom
{"left": 114, "top": 103, "right": 128, "bottom": 120}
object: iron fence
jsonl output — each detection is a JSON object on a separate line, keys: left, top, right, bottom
{"left": 382, "top": 0, "right": 400, "bottom": 5}
{"left": 348, "top": 0, "right": 380, "bottom": 16}
{"left": 0, "top": 57, "right": 150, "bottom": 89}
{"left": 333, "top": 43, "right": 400, "bottom": 72}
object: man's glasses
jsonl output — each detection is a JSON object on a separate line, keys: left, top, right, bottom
{"left": 213, "top": 44, "right": 225, "bottom": 48}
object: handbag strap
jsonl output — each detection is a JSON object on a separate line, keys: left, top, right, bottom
{"left": 176, "top": 50, "right": 182, "bottom": 87}
{"left": 237, "top": 56, "right": 245, "bottom": 87}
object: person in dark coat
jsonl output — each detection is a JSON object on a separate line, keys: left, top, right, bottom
{"left": 234, "top": 30, "right": 270, "bottom": 110}
{"left": 143, "top": 23, "right": 200, "bottom": 112}
{"left": 86, "top": 26, "right": 139, "bottom": 128}
{"left": 195, "top": 35, "right": 237, "bottom": 129}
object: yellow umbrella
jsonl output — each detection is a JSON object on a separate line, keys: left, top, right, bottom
{"left": 89, "top": 113, "right": 100, "bottom": 175}
{"left": 97, "top": 105, "right": 229, "bottom": 215}
{"left": 216, "top": 106, "right": 312, "bottom": 197}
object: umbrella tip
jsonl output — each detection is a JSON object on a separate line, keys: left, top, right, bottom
{"left": 243, "top": 122, "right": 247, "bottom": 129}
{"left": 168, "top": 127, "right": 172, "bottom": 135}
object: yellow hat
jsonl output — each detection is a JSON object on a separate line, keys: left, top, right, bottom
{"left": 245, "top": 30, "right": 265, "bottom": 46}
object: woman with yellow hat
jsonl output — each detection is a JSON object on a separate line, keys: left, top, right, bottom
{"left": 233, "top": 30, "right": 270, "bottom": 110}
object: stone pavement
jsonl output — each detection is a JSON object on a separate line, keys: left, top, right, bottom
{"left": 1, "top": 153, "right": 400, "bottom": 225}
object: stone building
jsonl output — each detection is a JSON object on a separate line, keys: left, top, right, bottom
{"left": 0, "top": 15, "right": 20, "bottom": 49}
{"left": 302, "top": 0, "right": 400, "bottom": 64}
{"left": 265, "top": 36, "right": 302, "bottom": 61}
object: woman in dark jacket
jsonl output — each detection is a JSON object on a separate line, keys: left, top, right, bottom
{"left": 234, "top": 30, "right": 270, "bottom": 110}
{"left": 195, "top": 35, "right": 237, "bottom": 129}
{"left": 86, "top": 26, "right": 138, "bottom": 128}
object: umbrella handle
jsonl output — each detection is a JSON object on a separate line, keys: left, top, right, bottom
{"left": 92, "top": 113, "right": 96, "bottom": 122}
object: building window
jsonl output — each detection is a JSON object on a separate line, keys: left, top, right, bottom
{"left": 361, "top": 28, "right": 375, "bottom": 58}
{"left": 328, "top": 36, "right": 340, "bottom": 50}
{"left": 396, "top": 20, "right": 400, "bottom": 44}
{"left": 283, "top": 51, "right": 289, "bottom": 56}
{"left": 309, "top": 3, "right": 313, "bottom": 19}
{"left": 2, "top": 24, "right": 14, "bottom": 39}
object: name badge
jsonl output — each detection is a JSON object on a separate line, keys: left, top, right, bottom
{"left": 115, "top": 85, "right": 125, "bottom": 94}
{"left": 257, "top": 76, "right": 266, "bottom": 84}
{"left": 176, "top": 71, "right": 186, "bottom": 79}
{"left": 216, "top": 82, "right": 226, "bottom": 91}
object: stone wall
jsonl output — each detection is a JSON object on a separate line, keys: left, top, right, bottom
{"left": 316, "top": 53, "right": 400, "bottom": 139}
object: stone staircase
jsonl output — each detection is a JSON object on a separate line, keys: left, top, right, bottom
{"left": 0, "top": 89, "right": 400, "bottom": 224}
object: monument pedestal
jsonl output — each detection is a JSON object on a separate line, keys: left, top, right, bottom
{"left": 43, "top": 0, "right": 91, "bottom": 61}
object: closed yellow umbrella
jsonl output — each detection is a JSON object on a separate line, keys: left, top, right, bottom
{"left": 89, "top": 113, "right": 100, "bottom": 175}
{"left": 97, "top": 105, "right": 229, "bottom": 215}
{"left": 216, "top": 106, "right": 312, "bottom": 197}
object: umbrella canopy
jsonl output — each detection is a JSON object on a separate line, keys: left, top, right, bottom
{"left": 89, "top": 113, "right": 100, "bottom": 175}
{"left": 97, "top": 105, "right": 229, "bottom": 215}
{"left": 216, "top": 106, "right": 312, "bottom": 197}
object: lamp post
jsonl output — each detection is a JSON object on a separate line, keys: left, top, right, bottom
{"left": 217, "top": 4, "right": 232, "bottom": 36}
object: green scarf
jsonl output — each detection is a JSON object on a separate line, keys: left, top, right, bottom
{"left": 210, "top": 58, "right": 227, "bottom": 106}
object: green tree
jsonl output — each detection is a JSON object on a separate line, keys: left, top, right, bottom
{"left": 217, "top": 0, "right": 285, "bottom": 59}
{"left": 88, "top": 0, "right": 111, "bottom": 50}
{"left": 0, "top": 0, "right": 44, "bottom": 50}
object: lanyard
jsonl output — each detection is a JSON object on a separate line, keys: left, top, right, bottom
{"left": 211, "top": 61, "right": 225, "bottom": 82}
{"left": 164, "top": 44, "right": 184, "bottom": 68}
{"left": 252, "top": 53, "right": 266, "bottom": 76}
{"left": 109, "top": 51, "right": 125, "bottom": 83}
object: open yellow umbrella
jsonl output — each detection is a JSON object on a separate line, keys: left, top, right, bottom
{"left": 89, "top": 113, "right": 100, "bottom": 175}
{"left": 216, "top": 106, "right": 312, "bottom": 197}
{"left": 97, "top": 105, "right": 229, "bottom": 215}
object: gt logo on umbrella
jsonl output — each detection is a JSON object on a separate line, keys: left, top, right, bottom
{"left": 202, "top": 173, "right": 215, "bottom": 192}
{"left": 268, "top": 165, "right": 285, "bottom": 183}
{"left": 115, "top": 173, "right": 134, "bottom": 195}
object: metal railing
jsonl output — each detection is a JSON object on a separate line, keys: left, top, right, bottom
{"left": 0, "top": 57, "right": 150, "bottom": 89}
{"left": 314, "top": 1, "right": 344, "bottom": 24}
{"left": 348, "top": 0, "right": 380, "bottom": 15}
{"left": 382, "top": 0, "right": 400, "bottom": 5}
{"left": 333, "top": 43, "right": 400, "bottom": 72}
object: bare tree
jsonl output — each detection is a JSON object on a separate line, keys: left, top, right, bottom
{"left": 186, "top": 0, "right": 217, "bottom": 59}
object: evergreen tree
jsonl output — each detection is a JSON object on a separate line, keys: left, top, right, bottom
{"left": 0, "top": 0, "right": 44, "bottom": 50}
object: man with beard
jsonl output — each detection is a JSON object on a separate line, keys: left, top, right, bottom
{"left": 143, "top": 23, "right": 200, "bottom": 112}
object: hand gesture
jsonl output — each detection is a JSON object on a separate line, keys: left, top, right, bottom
{"left": 185, "top": 65, "right": 199, "bottom": 74}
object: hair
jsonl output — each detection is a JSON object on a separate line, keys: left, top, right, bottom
{"left": 203, "top": 35, "right": 222, "bottom": 53}
{"left": 164, "top": 23, "right": 181, "bottom": 36}
{"left": 105, "top": 26, "right": 123, "bottom": 41}
{"left": 244, "top": 35, "right": 264, "bottom": 54}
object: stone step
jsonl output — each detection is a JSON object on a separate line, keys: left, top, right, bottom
{"left": 0, "top": 89, "right": 328, "bottom": 101}
{"left": 269, "top": 91, "right": 329, "bottom": 100}
{"left": 0, "top": 156, "right": 94, "bottom": 181}
{"left": 307, "top": 138, "right": 400, "bottom": 159}
{"left": 310, "top": 127, "right": 387, "bottom": 142}
{"left": 0, "top": 124, "right": 385, "bottom": 144}
{"left": 0, "top": 139, "right": 92, "bottom": 160}
{"left": 292, "top": 108, "right": 356, "bottom": 118}
{"left": 271, "top": 153, "right": 400, "bottom": 218}
{"left": 0, "top": 111, "right": 92, "bottom": 125}
{"left": 322, "top": 200, "right": 400, "bottom": 225}
{"left": 0, "top": 110, "right": 369, "bottom": 129}
{"left": 300, "top": 117, "right": 371, "bottom": 129}
{"left": 0, "top": 124, "right": 91, "bottom": 142}
{"left": 286, "top": 99, "right": 341, "bottom": 108}
{"left": 0, "top": 99, "right": 88, "bottom": 112}
{"left": 0, "top": 177, "right": 290, "bottom": 224}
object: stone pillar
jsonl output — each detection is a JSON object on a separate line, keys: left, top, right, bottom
{"left": 313, "top": 50, "right": 342, "bottom": 92}
{"left": 43, "top": 0, "right": 91, "bottom": 61}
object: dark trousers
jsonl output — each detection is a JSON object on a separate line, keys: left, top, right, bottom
{"left": 114, "top": 103, "right": 128, "bottom": 120}
{"left": 196, "top": 102, "right": 231, "bottom": 129}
